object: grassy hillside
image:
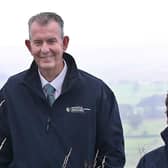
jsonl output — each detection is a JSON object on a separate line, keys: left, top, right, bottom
{"left": 111, "top": 81, "right": 168, "bottom": 105}
{"left": 124, "top": 118, "right": 165, "bottom": 168}
{"left": 110, "top": 81, "right": 168, "bottom": 167}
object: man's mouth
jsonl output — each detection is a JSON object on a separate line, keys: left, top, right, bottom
{"left": 39, "top": 55, "right": 54, "bottom": 59}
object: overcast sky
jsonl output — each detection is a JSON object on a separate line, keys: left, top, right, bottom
{"left": 0, "top": 0, "right": 168, "bottom": 82}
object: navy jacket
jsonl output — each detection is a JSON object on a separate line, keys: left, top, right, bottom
{"left": 137, "top": 127, "right": 168, "bottom": 168}
{"left": 0, "top": 53, "right": 125, "bottom": 168}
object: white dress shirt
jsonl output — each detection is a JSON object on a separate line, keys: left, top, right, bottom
{"left": 38, "top": 60, "right": 67, "bottom": 100}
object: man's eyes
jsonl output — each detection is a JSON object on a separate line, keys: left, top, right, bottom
{"left": 33, "top": 41, "right": 42, "bottom": 46}
{"left": 47, "top": 39, "right": 57, "bottom": 44}
{"left": 32, "top": 39, "right": 57, "bottom": 46}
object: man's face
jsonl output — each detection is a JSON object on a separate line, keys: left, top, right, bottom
{"left": 25, "top": 21, "right": 69, "bottom": 73}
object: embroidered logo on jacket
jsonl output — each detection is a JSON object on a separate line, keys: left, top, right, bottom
{"left": 66, "top": 106, "right": 91, "bottom": 113}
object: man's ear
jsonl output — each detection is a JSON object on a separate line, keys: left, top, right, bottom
{"left": 63, "top": 36, "right": 69, "bottom": 51}
{"left": 25, "top": 40, "right": 31, "bottom": 52}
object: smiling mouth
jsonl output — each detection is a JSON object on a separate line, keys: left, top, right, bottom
{"left": 39, "top": 55, "right": 54, "bottom": 59}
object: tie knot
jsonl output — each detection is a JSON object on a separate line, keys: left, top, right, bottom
{"left": 43, "top": 84, "right": 55, "bottom": 96}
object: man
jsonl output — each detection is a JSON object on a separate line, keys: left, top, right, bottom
{"left": 137, "top": 94, "right": 168, "bottom": 168}
{"left": 0, "top": 12, "right": 125, "bottom": 167}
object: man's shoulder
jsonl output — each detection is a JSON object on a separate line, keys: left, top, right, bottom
{"left": 77, "top": 69, "right": 115, "bottom": 96}
{"left": 6, "top": 70, "right": 28, "bottom": 85}
{"left": 144, "top": 146, "right": 165, "bottom": 158}
{"left": 0, "top": 70, "right": 29, "bottom": 95}
{"left": 137, "top": 146, "right": 167, "bottom": 167}
{"left": 78, "top": 69, "right": 103, "bottom": 85}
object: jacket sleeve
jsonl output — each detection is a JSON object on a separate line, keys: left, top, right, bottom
{"left": 95, "top": 83, "right": 125, "bottom": 168}
{"left": 0, "top": 87, "right": 12, "bottom": 167}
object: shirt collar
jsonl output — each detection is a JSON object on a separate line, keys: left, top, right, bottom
{"left": 38, "top": 60, "right": 67, "bottom": 93}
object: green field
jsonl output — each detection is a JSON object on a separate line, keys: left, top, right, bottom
{"left": 111, "top": 81, "right": 168, "bottom": 105}
{"left": 124, "top": 118, "right": 165, "bottom": 168}
{"left": 110, "top": 81, "right": 168, "bottom": 167}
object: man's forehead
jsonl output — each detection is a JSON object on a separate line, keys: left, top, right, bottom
{"left": 30, "top": 21, "right": 61, "bottom": 34}
{"left": 30, "top": 20, "right": 59, "bottom": 28}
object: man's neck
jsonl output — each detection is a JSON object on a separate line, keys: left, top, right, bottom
{"left": 39, "top": 62, "right": 64, "bottom": 82}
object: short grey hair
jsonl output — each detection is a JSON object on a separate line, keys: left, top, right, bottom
{"left": 28, "top": 12, "right": 64, "bottom": 39}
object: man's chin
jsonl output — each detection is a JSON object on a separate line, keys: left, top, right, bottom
{"left": 39, "top": 64, "right": 56, "bottom": 71}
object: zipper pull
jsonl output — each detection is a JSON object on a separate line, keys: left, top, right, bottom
{"left": 46, "top": 117, "right": 51, "bottom": 132}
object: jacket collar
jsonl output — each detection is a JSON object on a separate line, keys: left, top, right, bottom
{"left": 161, "top": 127, "right": 168, "bottom": 145}
{"left": 61, "top": 52, "right": 79, "bottom": 94}
{"left": 22, "top": 52, "right": 79, "bottom": 99}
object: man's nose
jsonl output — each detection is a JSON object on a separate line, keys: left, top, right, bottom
{"left": 41, "top": 42, "right": 50, "bottom": 53}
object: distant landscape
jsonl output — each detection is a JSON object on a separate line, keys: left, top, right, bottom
{"left": 110, "top": 80, "right": 167, "bottom": 167}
